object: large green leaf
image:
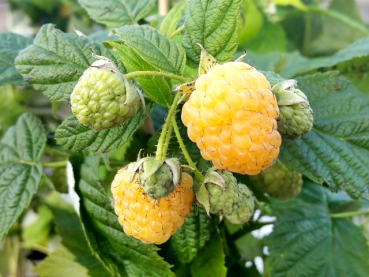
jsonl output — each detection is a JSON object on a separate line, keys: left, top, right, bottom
{"left": 78, "top": 0, "right": 156, "bottom": 28}
{"left": 55, "top": 101, "right": 154, "bottom": 155}
{"left": 0, "top": 33, "right": 32, "bottom": 86}
{"left": 15, "top": 24, "right": 125, "bottom": 102}
{"left": 278, "top": 72, "right": 369, "bottom": 198}
{"left": 108, "top": 41, "right": 172, "bottom": 107}
{"left": 0, "top": 113, "right": 45, "bottom": 240}
{"left": 183, "top": 0, "right": 241, "bottom": 67}
{"left": 75, "top": 156, "right": 175, "bottom": 277}
{"left": 242, "top": 16, "right": 286, "bottom": 54}
{"left": 303, "top": 0, "right": 368, "bottom": 56}
{"left": 281, "top": 37, "right": 369, "bottom": 78}
{"left": 169, "top": 206, "right": 212, "bottom": 263}
{"left": 111, "top": 25, "right": 186, "bottom": 75}
{"left": 160, "top": 1, "right": 186, "bottom": 38}
{"left": 268, "top": 181, "right": 369, "bottom": 277}
{"left": 190, "top": 230, "right": 227, "bottom": 277}
{"left": 34, "top": 193, "right": 111, "bottom": 277}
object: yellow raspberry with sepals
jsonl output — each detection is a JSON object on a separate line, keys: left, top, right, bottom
{"left": 179, "top": 46, "right": 281, "bottom": 175}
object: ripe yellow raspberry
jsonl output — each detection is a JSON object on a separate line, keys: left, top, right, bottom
{"left": 111, "top": 162, "right": 194, "bottom": 244}
{"left": 181, "top": 62, "right": 281, "bottom": 175}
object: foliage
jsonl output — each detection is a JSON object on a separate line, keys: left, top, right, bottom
{"left": 1, "top": 0, "right": 369, "bottom": 276}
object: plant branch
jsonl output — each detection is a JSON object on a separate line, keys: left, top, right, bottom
{"left": 156, "top": 93, "right": 182, "bottom": 159}
{"left": 331, "top": 209, "right": 369, "bottom": 218}
{"left": 124, "top": 71, "right": 190, "bottom": 83}
{"left": 171, "top": 117, "right": 205, "bottom": 183}
{"left": 162, "top": 121, "right": 173, "bottom": 157}
{"left": 42, "top": 161, "right": 67, "bottom": 168}
{"left": 169, "top": 25, "right": 185, "bottom": 39}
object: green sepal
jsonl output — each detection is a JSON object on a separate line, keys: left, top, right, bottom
{"left": 195, "top": 183, "right": 211, "bottom": 216}
{"left": 272, "top": 80, "right": 309, "bottom": 106}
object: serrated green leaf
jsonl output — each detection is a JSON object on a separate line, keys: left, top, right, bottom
{"left": 160, "top": 1, "right": 186, "bottom": 38}
{"left": 111, "top": 25, "right": 186, "bottom": 75}
{"left": 170, "top": 206, "right": 212, "bottom": 263}
{"left": 183, "top": 0, "right": 241, "bottom": 67}
{"left": 55, "top": 101, "right": 154, "bottom": 155}
{"left": 75, "top": 156, "right": 175, "bottom": 277}
{"left": 331, "top": 37, "right": 369, "bottom": 66}
{"left": 190, "top": 230, "right": 227, "bottom": 277}
{"left": 279, "top": 72, "right": 369, "bottom": 198}
{"left": 0, "top": 113, "right": 45, "bottom": 240}
{"left": 78, "top": 0, "right": 156, "bottom": 28}
{"left": 283, "top": 37, "right": 369, "bottom": 78}
{"left": 2, "top": 113, "right": 46, "bottom": 162}
{"left": 268, "top": 181, "right": 369, "bottom": 277}
{"left": 108, "top": 41, "right": 172, "bottom": 107}
{"left": 15, "top": 24, "right": 125, "bottom": 102}
{"left": 0, "top": 33, "right": 32, "bottom": 86}
{"left": 34, "top": 193, "right": 112, "bottom": 277}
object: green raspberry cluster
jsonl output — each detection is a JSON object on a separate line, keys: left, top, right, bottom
{"left": 250, "top": 161, "right": 302, "bottom": 200}
{"left": 204, "top": 169, "right": 255, "bottom": 224}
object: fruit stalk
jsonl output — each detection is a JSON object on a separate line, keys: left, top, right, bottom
{"left": 171, "top": 117, "right": 205, "bottom": 183}
{"left": 124, "top": 71, "right": 190, "bottom": 83}
{"left": 156, "top": 92, "right": 181, "bottom": 159}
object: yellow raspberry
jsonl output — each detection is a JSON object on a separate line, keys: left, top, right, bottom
{"left": 181, "top": 62, "right": 281, "bottom": 175}
{"left": 111, "top": 162, "right": 194, "bottom": 244}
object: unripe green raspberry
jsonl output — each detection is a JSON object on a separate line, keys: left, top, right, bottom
{"left": 203, "top": 168, "right": 255, "bottom": 224}
{"left": 225, "top": 183, "right": 255, "bottom": 225}
{"left": 131, "top": 157, "right": 182, "bottom": 199}
{"left": 71, "top": 58, "right": 142, "bottom": 131}
{"left": 205, "top": 170, "right": 239, "bottom": 216}
{"left": 272, "top": 80, "right": 313, "bottom": 140}
{"left": 249, "top": 160, "right": 302, "bottom": 200}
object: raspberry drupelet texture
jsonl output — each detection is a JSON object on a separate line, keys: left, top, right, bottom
{"left": 111, "top": 162, "right": 194, "bottom": 244}
{"left": 205, "top": 170, "right": 255, "bottom": 223}
{"left": 249, "top": 161, "right": 302, "bottom": 200}
{"left": 181, "top": 62, "right": 281, "bottom": 175}
{"left": 71, "top": 61, "right": 141, "bottom": 131}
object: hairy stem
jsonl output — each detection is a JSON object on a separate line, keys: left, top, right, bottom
{"left": 331, "top": 209, "right": 369, "bottom": 218}
{"left": 156, "top": 93, "right": 182, "bottom": 159}
{"left": 171, "top": 117, "right": 205, "bottom": 183}
{"left": 124, "top": 71, "right": 190, "bottom": 83}
{"left": 169, "top": 25, "right": 185, "bottom": 39}
{"left": 162, "top": 121, "right": 173, "bottom": 157}
{"left": 42, "top": 161, "right": 68, "bottom": 168}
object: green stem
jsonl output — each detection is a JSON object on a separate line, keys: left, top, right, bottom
{"left": 156, "top": 93, "right": 182, "bottom": 159}
{"left": 278, "top": 7, "right": 368, "bottom": 36}
{"left": 162, "top": 121, "right": 173, "bottom": 157}
{"left": 42, "top": 161, "right": 68, "bottom": 168}
{"left": 171, "top": 117, "right": 205, "bottom": 183}
{"left": 331, "top": 209, "right": 369, "bottom": 218}
{"left": 308, "top": 7, "right": 369, "bottom": 35}
{"left": 169, "top": 25, "right": 185, "bottom": 39}
{"left": 124, "top": 71, "right": 190, "bottom": 83}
